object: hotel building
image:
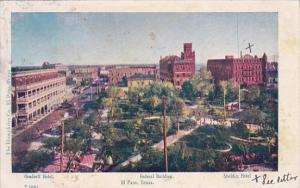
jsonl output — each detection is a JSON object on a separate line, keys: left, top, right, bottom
{"left": 12, "top": 69, "right": 66, "bottom": 127}
{"left": 207, "top": 53, "right": 268, "bottom": 86}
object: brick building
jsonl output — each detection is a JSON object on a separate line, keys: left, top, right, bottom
{"left": 159, "top": 43, "right": 196, "bottom": 87}
{"left": 12, "top": 69, "right": 66, "bottom": 127}
{"left": 108, "top": 65, "right": 158, "bottom": 86}
{"left": 69, "top": 65, "right": 98, "bottom": 85}
{"left": 207, "top": 53, "right": 268, "bottom": 86}
{"left": 42, "top": 62, "right": 71, "bottom": 76}
{"left": 127, "top": 74, "right": 156, "bottom": 89}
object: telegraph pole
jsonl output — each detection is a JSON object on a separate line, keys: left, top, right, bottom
{"left": 90, "top": 85, "right": 93, "bottom": 100}
{"left": 223, "top": 90, "right": 226, "bottom": 120}
{"left": 60, "top": 120, "right": 64, "bottom": 173}
{"left": 238, "top": 84, "right": 241, "bottom": 111}
{"left": 162, "top": 96, "right": 168, "bottom": 172}
{"left": 60, "top": 113, "right": 68, "bottom": 173}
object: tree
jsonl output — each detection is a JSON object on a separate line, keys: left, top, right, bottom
{"left": 84, "top": 101, "right": 100, "bottom": 111}
{"left": 122, "top": 149, "right": 164, "bottom": 172}
{"left": 84, "top": 113, "right": 97, "bottom": 127}
{"left": 144, "top": 81, "right": 176, "bottom": 99}
{"left": 237, "top": 108, "right": 267, "bottom": 125}
{"left": 193, "top": 68, "right": 214, "bottom": 97}
{"left": 230, "top": 122, "right": 250, "bottom": 139}
{"left": 181, "top": 119, "right": 197, "bottom": 130}
{"left": 44, "top": 137, "right": 60, "bottom": 152}
{"left": 18, "top": 150, "right": 54, "bottom": 172}
{"left": 103, "top": 86, "right": 122, "bottom": 122}
{"left": 243, "top": 86, "right": 261, "bottom": 107}
{"left": 226, "top": 79, "right": 239, "bottom": 102}
{"left": 64, "top": 118, "right": 82, "bottom": 133}
{"left": 120, "top": 76, "right": 128, "bottom": 87}
{"left": 181, "top": 80, "right": 197, "bottom": 101}
{"left": 143, "top": 96, "right": 161, "bottom": 115}
{"left": 208, "top": 84, "right": 223, "bottom": 104}
{"left": 232, "top": 143, "right": 249, "bottom": 155}
{"left": 172, "top": 98, "right": 188, "bottom": 133}
{"left": 128, "top": 87, "right": 143, "bottom": 104}
{"left": 160, "top": 116, "right": 171, "bottom": 132}
{"left": 149, "top": 96, "right": 161, "bottom": 113}
{"left": 64, "top": 138, "right": 83, "bottom": 153}
{"left": 100, "top": 123, "right": 117, "bottom": 152}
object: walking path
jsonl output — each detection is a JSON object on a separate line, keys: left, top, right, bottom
{"left": 151, "top": 117, "right": 219, "bottom": 151}
{"left": 113, "top": 117, "right": 220, "bottom": 170}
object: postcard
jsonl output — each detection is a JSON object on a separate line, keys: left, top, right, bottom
{"left": 0, "top": 1, "right": 299, "bottom": 188}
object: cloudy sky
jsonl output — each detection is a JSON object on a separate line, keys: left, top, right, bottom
{"left": 12, "top": 12, "right": 277, "bottom": 66}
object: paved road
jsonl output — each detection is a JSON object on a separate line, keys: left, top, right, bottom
{"left": 12, "top": 86, "right": 91, "bottom": 158}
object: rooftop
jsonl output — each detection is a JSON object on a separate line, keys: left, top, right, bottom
{"left": 127, "top": 74, "right": 155, "bottom": 81}
{"left": 12, "top": 69, "right": 59, "bottom": 77}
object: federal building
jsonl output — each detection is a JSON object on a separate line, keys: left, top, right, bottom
{"left": 159, "top": 43, "right": 196, "bottom": 87}
{"left": 108, "top": 65, "right": 158, "bottom": 86}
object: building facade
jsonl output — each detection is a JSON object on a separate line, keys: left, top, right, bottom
{"left": 207, "top": 53, "right": 268, "bottom": 86}
{"left": 159, "top": 43, "right": 196, "bottom": 87}
{"left": 127, "top": 74, "right": 155, "bottom": 89}
{"left": 69, "top": 65, "right": 98, "bottom": 85}
{"left": 108, "top": 65, "right": 158, "bottom": 86}
{"left": 42, "top": 62, "right": 70, "bottom": 76}
{"left": 12, "top": 69, "right": 66, "bottom": 127}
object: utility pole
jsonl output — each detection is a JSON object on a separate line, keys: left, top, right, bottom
{"left": 175, "top": 100, "right": 179, "bottom": 134}
{"left": 162, "top": 96, "right": 168, "bottom": 172}
{"left": 74, "top": 102, "right": 79, "bottom": 118}
{"left": 97, "top": 81, "right": 100, "bottom": 96}
{"left": 238, "top": 84, "right": 241, "bottom": 111}
{"left": 60, "top": 120, "right": 64, "bottom": 173}
{"left": 60, "top": 112, "right": 68, "bottom": 173}
{"left": 90, "top": 85, "right": 93, "bottom": 100}
{"left": 223, "top": 90, "right": 226, "bottom": 120}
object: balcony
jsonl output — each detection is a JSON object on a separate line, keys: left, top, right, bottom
{"left": 16, "top": 85, "right": 65, "bottom": 103}
{"left": 15, "top": 76, "right": 65, "bottom": 91}
{"left": 17, "top": 109, "right": 28, "bottom": 115}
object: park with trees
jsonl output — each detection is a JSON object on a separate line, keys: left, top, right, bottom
{"left": 13, "top": 68, "right": 278, "bottom": 172}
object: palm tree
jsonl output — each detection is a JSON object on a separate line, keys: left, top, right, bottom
{"left": 220, "top": 81, "right": 228, "bottom": 120}
{"left": 103, "top": 98, "right": 113, "bottom": 122}
{"left": 149, "top": 96, "right": 160, "bottom": 115}
{"left": 193, "top": 68, "right": 214, "bottom": 97}
{"left": 103, "top": 86, "right": 122, "bottom": 122}
{"left": 173, "top": 98, "right": 188, "bottom": 133}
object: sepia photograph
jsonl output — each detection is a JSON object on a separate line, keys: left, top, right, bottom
{"left": 11, "top": 12, "right": 279, "bottom": 173}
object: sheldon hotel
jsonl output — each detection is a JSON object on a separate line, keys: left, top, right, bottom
{"left": 12, "top": 69, "right": 66, "bottom": 127}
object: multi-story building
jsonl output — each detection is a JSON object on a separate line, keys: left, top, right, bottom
{"left": 108, "top": 65, "right": 158, "bottom": 86}
{"left": 207, "top": 53, "right": 268, "bottom": 86}
{"left": 127, "top": 74, "right": 155, "bottom": 89}
{"left": 159, "top": 43, "right": 196, "bottom": 87}
{"left": 42, "top": 62, "right": 71, "bottom": 77}
{"left": 12, "top": 69, "right": 66, "bottom": 127}
{"left": 69, "top": 65, "right": 98, "bottom": 85}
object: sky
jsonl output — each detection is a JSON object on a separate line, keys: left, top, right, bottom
{"left": 12, "top": 12, "right": 278, "bottom": 66}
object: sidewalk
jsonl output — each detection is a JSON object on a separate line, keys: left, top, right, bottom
{"left": 113, "top": 117, "right": 220, "bottom": 170}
